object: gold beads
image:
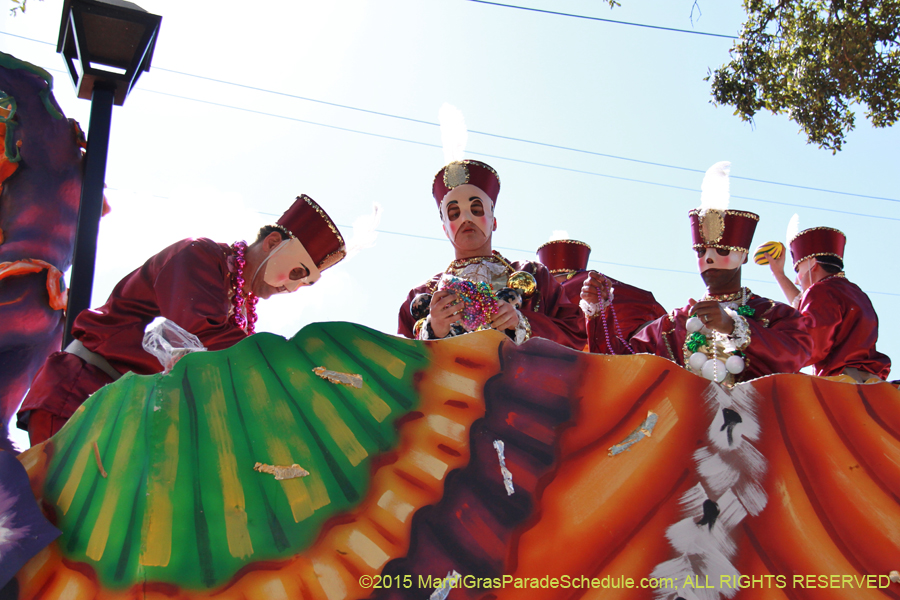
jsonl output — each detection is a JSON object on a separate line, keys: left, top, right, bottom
{"left": 507, "top": 271, "right": 537, "bottom": 298}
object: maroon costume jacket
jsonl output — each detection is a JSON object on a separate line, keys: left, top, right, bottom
{"left": 20, "top": 238, "right": 245, "bottom": 420}
{"left": 797, "top": 275, "right": 890, "bottom": 379}
{"left": 628, "top": 292, "right": 813, "bottom": 383}
{"left": 565, "top": 271, "right": 668, "bottom": 355}
{"left": 556, "top": 271, "right": 590, "bottom": 306}
{"left": 398, "top": 258, "right": 586, "bottom": 350}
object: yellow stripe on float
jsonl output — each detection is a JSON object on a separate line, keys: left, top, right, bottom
{"left": 311, "top": 559, "right": 348, "bottom": 600}
{"left": 56, "top": 444, "right": 92, "bottom": 516}
{"left": 265, "top": 435, "right": 318, "bottom": 521}
{"left": 243, "top": 374, "right": 323, "bottom": 520}
{"left": 17, "top": 445, "right": 42, "bottom": 473}
{"left": 86, "top": 398, "right": 142, "bottom": 561}
{"left": 346, "top": 529, "right": 391, "bottom": 570}
{"left": 258, "top": 578, "right": 291, "bottom": 600}
{"left": 199, "top": 368, "right": 253, "bottom": 559}
{"left": 425, "top": 415, "right": 467, "bottom": 444}
{"left": 310, "top": 390, "right": 368, "bottom": 467}
{"left": 352, "top": 338, "right": 407, "bottom": 380}
{"left": 55, "top": 390, "right": 121, "bottom": 515}
{"left": 407, "top": 450, "right": 449, "bottom": 481}
{"left": 428, "top": 370, "right": 479, "bottom": 399}
{"left": 140, "top": 420, "right": 178, "bottom": 567}
{"left": 376, "top": 489, "right": 416, "bottom": 523}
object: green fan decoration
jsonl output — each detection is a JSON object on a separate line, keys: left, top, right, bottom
{"left": 40, "top": 323, "right": 429, "bottom": 590}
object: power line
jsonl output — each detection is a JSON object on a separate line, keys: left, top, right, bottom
{"left": 10, "top": 57, "right": 897, "bottom": 225}
{"left": 151, "top": 67, "right": 900, "bottom": 204}
{"left": 143, "top": 87, "right": 898, "bottom": 221}
{"left": 252, "top": 212, "right": 899, "bottom": 298}
{"left": 2, "top": 30, "right": 898, "bottom": 205}
{"left": 8, "top": 53, "right": 899, "bottom": 221}
{"left": 464, "top": 0, "right": 738, "bottom": 39}
{"left": 143, "top": 87, "right": 443, "bottom": 149}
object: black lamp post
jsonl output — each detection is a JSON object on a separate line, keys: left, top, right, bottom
{"left": 57, "top": 0, "right": 161, "bottom": 348}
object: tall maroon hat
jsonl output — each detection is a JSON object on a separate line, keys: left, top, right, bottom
{"left": 789, "top": 227, "right": 846, "bottom": 271}
{"left": 275, "top": 195, "right": 346, "bottom": 271}
{"left": 688, "top": 209, "right": 759, "bottom": 253}
{"left": 536, "top": 239, "right": 591, "bottom": 274}
{"left": 432, "top": 160, "right": 500, "bottom": 207}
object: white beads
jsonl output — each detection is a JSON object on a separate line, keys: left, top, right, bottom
{"left": 725, "top": 354, "right": 745, "bottom": 374}
{"left": 686, "top": 316, "right": 704, "bottom": 333}
{"left": 701, "top": 358, "right": 728, "bottom": 382}
{"left": 688, "top": 351, "right": 708, "bottom": 371}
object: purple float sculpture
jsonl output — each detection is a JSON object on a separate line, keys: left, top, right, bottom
{"left": 0, "top": 52, "right": 84, "bottom": 452}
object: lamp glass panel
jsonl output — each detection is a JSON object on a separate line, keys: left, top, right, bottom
{"left": 82, "top": 13, "right": 147, "bottom": 68}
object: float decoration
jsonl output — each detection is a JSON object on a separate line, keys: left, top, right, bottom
{"left": 9, "top": 322, "right": 900, "bottom": 599}
{"left": 0, "top": 52, "right": 86, "bottom": 452}
{"left": 0, "top": 449, "right": 61, "bottom": 588}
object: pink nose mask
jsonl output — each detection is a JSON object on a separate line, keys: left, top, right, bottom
{"left": 697, "top": 248, "right": 746, "bottom": 273}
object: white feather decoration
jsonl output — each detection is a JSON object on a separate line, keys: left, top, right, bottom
{"left": 786, "top": 213, "right": 800, "bottom": 246}
{"left": 343, "top": 203, "right": 382, "bottom": 261}
{"left": 699, "top": 161, "right": 731, "bottom": 211}
{"left": 439, "top": 103, "right": 468, "bottom": 164}
{"left": 651, "top": 383, "right": 768, "bottom": 599}
{"left": 549, "top": 230, "right": 569, "bottom": 241}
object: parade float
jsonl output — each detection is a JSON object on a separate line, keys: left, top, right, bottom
{"left": 3, "top": 323, "right": 900, "bottom": 600}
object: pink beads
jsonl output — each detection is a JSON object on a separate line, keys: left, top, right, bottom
{"left": 231, "top": 241, "right": 258, "bottom": 335}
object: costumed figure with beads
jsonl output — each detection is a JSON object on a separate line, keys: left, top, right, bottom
{"left": 535, "top": 236, "right": 667, "bottom": 355}
{"left": 758, "top": 217, "right": 890, "bottom": 382}
{"left": 397, "top": 106, "right": 583, "bottom": 349}
{"left": 18, "top": 195, "right": 346, "bottom": 445}
{"left": 625, "top": 161, "right": 813, "bottom": 385}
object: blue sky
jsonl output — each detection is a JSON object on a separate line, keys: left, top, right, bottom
{"left": 2, "top": 0, "right": 897, "bottom": 449}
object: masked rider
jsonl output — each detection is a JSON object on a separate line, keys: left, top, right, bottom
{"left": 533, "top": 238, "right": 666, "bottom": 355}
{"left": 764, "top": 226, "right": 890, "bottom": 382}
{"left": 398, "top": 160, "right": 584, "bottom": 349}
{"left": 19, "top": 195, "right": 346, "bottom": 445}
{"left": 623, "top": 162, "right": 812, "bottom": 385}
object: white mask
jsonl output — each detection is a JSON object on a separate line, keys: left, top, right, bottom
{"left": 440, "top": 184, "right": 495, "bottom": 243}
{"left": 795, "top": 257, "right": 815, "bottom": 292}
{"left": 697, "top": 247, "right": 746, "bottom": 273}
{"left": 254, "top": 238, "right": 321, "bottom": 293}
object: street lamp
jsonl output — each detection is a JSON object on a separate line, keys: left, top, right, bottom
{"left": 57, "top": 0, "right": 161, "bottom": 348}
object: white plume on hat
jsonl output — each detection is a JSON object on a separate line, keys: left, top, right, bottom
{"left": 549, "top": 230, "right": 569, "bottom": 241}
{"left": 700, "top": 161, "right": 731, "bottom": 211}
{"left": 344, "top": 203, "right": 382, "bottom": 261}
{"left": 439, "top": 103, "right": 468, "bottom": 164}
{"left": 786, "top": 213, "right": 800, "bottom": 246}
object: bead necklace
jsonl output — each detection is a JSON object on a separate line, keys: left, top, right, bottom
{"left": 447, "top": 251, "right": 510, "bottom": 273}
{"left": 437, "top": 275, "right": 499, "bottom": 331}
{"left": 595, "top": 281, "right": 635, "bottom": 354}
{"left": 610, "top": 305, "right": 635, "bottom": 353}
{"left": 434, "top": 251, "right": 538, "bottom": 298}
{"left": 685, "top": 287, "right": 754, "bottom": 384}
{"left": 231, "top": 241, "right": 258, "bottom": 335}
{"left": 702, "top": 287, "right": 747, "bottom": 303}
